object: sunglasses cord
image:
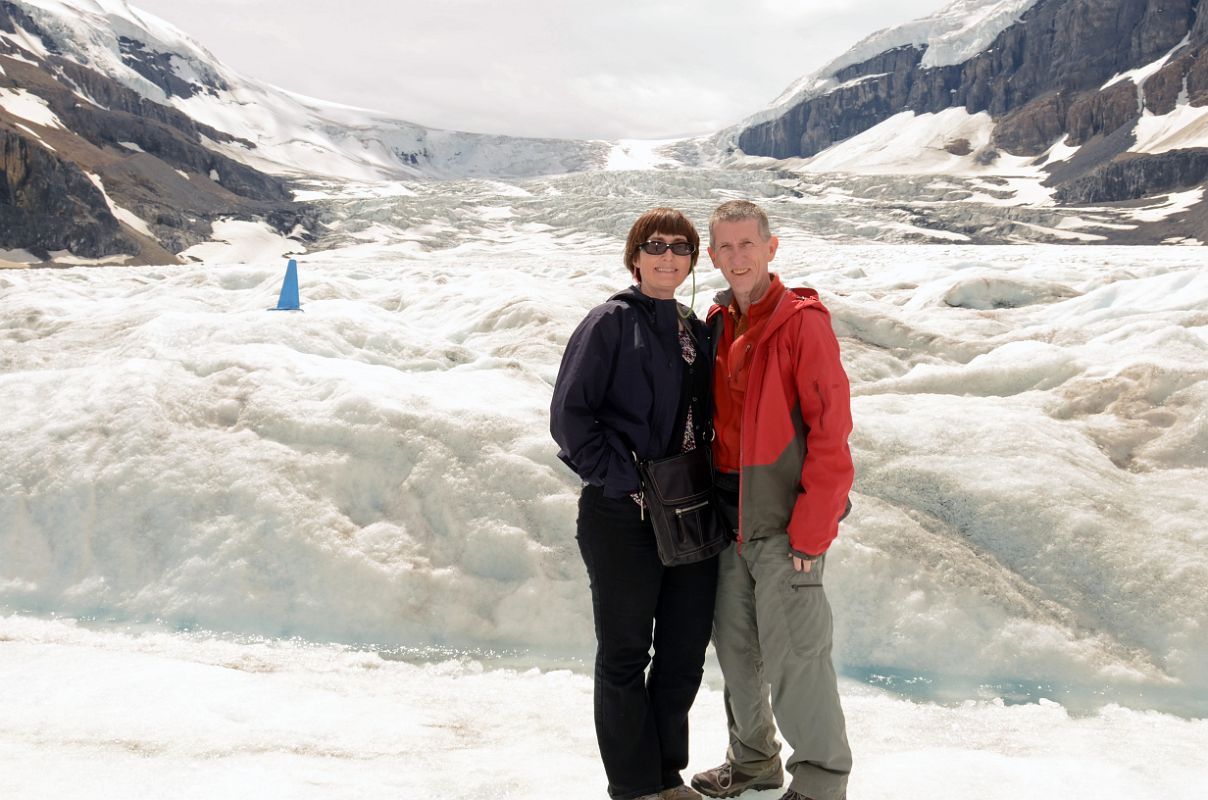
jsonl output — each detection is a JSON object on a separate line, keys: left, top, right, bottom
{"left": 679, "top": 268, "right": 697, "bottom": 320}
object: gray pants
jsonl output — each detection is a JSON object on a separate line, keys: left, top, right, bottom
{"left": 712, "top": 535, "right": 852, "bottom": 800}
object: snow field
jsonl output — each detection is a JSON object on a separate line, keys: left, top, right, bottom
{"left": 1, "top": 256, "right": 592, "bottom": 651}
{"left": 2, "top": 614, "right": 1206, "bottom": 800}
{"left": 3, "top": 242, "right": 1206, "bottom": 712}
{"left": 3, "top": 226, "right": 1207, "bottom": 800}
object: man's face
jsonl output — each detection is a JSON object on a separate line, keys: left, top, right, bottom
{"left": 707, "top": 218, "right": 778, "bottom": 299}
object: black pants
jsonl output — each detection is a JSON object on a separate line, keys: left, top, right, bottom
{"left": 577, "top": 484, "right": 720, "bottom": 800}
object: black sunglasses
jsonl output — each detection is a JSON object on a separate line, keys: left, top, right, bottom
{"left": 637, "top": 240, "right": 696, "bottom": 256}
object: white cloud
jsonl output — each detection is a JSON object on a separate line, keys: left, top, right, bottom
{"left": 131, "top": 0, "right": 952, "bottom": 139}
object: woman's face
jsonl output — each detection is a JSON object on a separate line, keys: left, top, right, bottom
{"left": 634, "top": 230, "right": 693, "bottom": 300}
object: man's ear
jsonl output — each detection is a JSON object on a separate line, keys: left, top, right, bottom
{"left": 767, "top": 236, "right": 779, "bottom": 262}
{"left": 707, "top": 246, "right": 718, "bottom": 268}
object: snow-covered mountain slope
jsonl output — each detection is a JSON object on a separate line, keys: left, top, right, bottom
{"left": 762, "top": 0, "right": 1042, "bottom": 121}
{"left": 7, "top": 0, "right": 1208, "bottom": 266}
{"left": 0, "top": 0, "right": 613, "bottom": 264}
{"left": 0, "top": 0, "right": 311, "bottom": 264}
{"left": 731, "top": 0, "right": 1208, "bottom": 220}
{"left": 7, "top": 0, "right": 608, "bottom": 182}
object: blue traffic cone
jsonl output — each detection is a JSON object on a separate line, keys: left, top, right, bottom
{"left": 270, "top": 259, "right": 301, "bottom": 311}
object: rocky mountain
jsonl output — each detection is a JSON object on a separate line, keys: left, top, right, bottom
{"left": 733, "top": 0, "right": 1208, "bottom": 227}
{"left": 0, "top": 0, "right": 606, "bottom": 266}
{"left": 0, "top": 0, "right": 312, "bottom": 265}
{"left": 7, "top": 0, "right": 1208, "bottom": 264}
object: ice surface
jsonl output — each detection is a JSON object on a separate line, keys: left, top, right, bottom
{"left": 1, "top": 175, "right": 1206, "bottom": 800}
{"left": 3, "top": 231, "right": 1206, "bottom": 715}
{"left": 1, "top": 613, "right": 1205, "bottom": 800}
{"left": 2, "top": 2, "right": 1207, "bottom": 788}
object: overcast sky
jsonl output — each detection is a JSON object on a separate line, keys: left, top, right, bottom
{"left": 131, "top": 0, "right": 951, "bottom": 140}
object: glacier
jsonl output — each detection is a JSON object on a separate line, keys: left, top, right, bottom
{"left": 2, "top": 2, "right": 1208, "bottom": 797}
{"left": 2, "top": 166, "right": 1207, "bottom": 799}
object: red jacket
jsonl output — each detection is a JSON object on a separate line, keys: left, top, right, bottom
{"left": 709, "top": 280, "right": 854, "bottom": 558}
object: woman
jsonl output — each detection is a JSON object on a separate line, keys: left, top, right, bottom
{"left": 550, "top": 208, "right": 717, "bottom": 800}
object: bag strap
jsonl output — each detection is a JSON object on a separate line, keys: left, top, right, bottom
{"left": 668, "top": 320, "right": 714, "bottom": 454}
{"left": 709, "top": 312, "right": 726, "bottom": 435}
{"left": 710, "top": 311, "right": 724, "bottom": 365}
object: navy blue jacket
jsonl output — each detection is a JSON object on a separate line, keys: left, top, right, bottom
{"left": 551, "top": 286, "right": 710, "bottom": 498}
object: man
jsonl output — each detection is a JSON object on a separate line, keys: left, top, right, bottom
{"left": 691, "top": 201, "right": 854, "bottom": 800}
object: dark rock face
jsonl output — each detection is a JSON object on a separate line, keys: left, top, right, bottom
{"left": 0, "top": 1, "right": 46, "bottom": 45}
{"left": 0, "top": 0, "right": 304, "bottom": 264}
{"left": 738, "top": 0, "right": 1208, "bottom": 204}
{"left": 1062, "top": 81, "right": 1141, "bottom": 149}
{"left": 740, "top": 46, "right": 937, "bottom": 159}
{"left": 1, "top": 130, "right": 135, "bottom": 258}
{"left": 1054, "top": 150, "right": 1208, "bottom": 203}
{"left": 993, "top": 92, "right": 1070, "bottom": 155}
{"left": 120, "top": 36, "right": 198, "bottom": 100}
{"left": 44, "top": 60, "right": 290, "bottom": 203}
{"left": 51, "top": 59, "right": 241, "bottom": 145}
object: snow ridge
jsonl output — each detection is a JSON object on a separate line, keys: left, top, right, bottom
{"left": 753, "top": 0, "right": 1041, "bottom": 126}
{"left": 8, "top": 0, "right": 608, "bottom": 181}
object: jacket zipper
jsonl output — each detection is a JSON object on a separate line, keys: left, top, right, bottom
{"left": 736, "top": 291, "right": 788, "bottom": 556}
{"left": 736, "top": 309, "right": 747, "bottom": 554}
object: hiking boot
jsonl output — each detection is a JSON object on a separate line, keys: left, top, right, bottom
{"left": 777, "top": 791, "right": 845, "bottom": 800}
{"left": 690, "top": 761, "right": 783, "bottom": 798}
{"left": 660, "top": 786, "right": 703, "bottom": 800}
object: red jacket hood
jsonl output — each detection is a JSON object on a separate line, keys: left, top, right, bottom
{"left": 708, "top": 276, "right": 824, "bottom": 330}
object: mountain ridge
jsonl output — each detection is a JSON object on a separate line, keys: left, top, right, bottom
{"left": 1, "top": 0, "right": 309, "bottom": 264}
{"left": 733, "top": 0, "right": 1208, "bottom": 218}
{"left": 4, "top": 0, "right": 1208, "bottom": 265}
{"left": 0, "top": 0, "right": 607, "bottom": 265}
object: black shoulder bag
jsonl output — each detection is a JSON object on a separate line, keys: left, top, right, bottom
{"left": 637, "top": 446, "right": 727, "bottom": 566}
{"left": 635, "top": 318, "right": 727, "bottom": 567}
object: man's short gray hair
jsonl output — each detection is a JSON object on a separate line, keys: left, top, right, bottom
{"left": 709, "top": 200, "right": 772, "bottom": 245}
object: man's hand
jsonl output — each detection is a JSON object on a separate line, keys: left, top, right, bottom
{"left": 792, "top": 555, "right": 813, "bottom": 573}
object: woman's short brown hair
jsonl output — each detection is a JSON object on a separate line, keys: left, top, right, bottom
{"left": 623, "top": 207, "right": 700, "bottom": 278}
